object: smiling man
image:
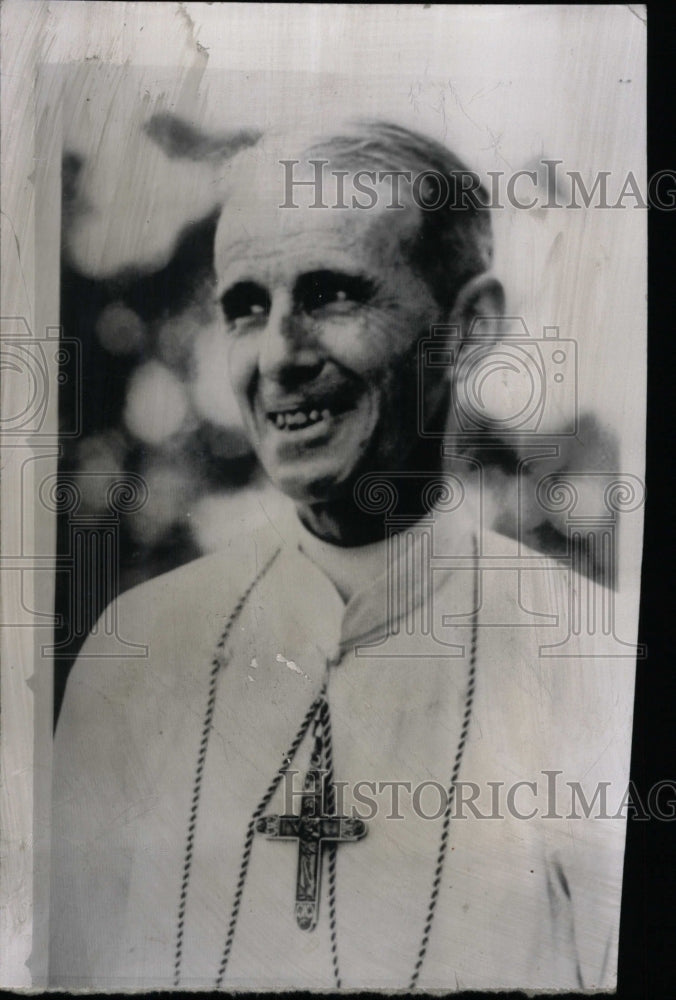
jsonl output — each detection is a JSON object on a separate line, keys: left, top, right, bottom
{"left": 50, "top": 121, "right": 635, "bottom": 991}
{"left": 213, "top": 124, "right": 498, "bottom": 544}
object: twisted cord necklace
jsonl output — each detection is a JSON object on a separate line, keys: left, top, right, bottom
{"left": 174, "top": 535, "right": 479, "bottom": 990}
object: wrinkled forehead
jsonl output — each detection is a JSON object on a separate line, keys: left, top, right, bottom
{"left": 214, "top": 148, "right": 422, "bottom": 293}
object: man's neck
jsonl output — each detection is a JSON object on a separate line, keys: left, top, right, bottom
{"left": 296, "top": 500, "right": 385, "bottom": 547}
{"left": 296, "top": 444, "right": 447, "bottom": 547}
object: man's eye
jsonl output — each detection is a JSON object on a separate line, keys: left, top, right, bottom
{"left": 298, "top": 272, "right": 373, "bottom": 313}
{"left": 221, "top": 282, "right": 270, "bottom": 324}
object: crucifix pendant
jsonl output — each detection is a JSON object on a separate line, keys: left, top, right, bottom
{"left": 256, "top": 713, "right": 367, "bottom": 931}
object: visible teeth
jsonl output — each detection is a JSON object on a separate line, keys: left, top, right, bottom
{"left": 270, "top": 407, "right": 333, "bottom": 429}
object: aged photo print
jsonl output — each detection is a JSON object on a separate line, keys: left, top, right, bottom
{"left": 1, "top": 3, "right": 648, "bottom": 992}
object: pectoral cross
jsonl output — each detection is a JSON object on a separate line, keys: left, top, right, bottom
{"left": 256, "top": 709, "right": 367, "bottom": 931}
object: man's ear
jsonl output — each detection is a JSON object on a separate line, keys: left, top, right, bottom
{"left": 448, "top": 273, "right": 505, "bottom": 344}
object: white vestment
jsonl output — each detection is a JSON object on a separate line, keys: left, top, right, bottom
{"left": 49, "top": 496, "right": 635, "bottom": 990}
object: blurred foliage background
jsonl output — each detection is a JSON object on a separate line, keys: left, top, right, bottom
{"left": 53, "top": 59, "right": 635, "bottom": 719}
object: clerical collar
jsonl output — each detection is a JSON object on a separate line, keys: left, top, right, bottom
{"left": 291, "top": 515, "right": 397, "bottom": 604}
{"left": 265, "top": 482, "right": 478, "bottom": 650}
{"left": 288, "top": 490, "right": 476, "bottom": 607}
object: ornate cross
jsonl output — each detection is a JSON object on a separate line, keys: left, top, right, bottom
{"left": 256, "top": 724, "right": 367, "bottom": 931}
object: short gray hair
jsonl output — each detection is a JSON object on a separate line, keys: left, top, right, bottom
{"left": 301, "top": 119, "right": 493, "bottom": 310}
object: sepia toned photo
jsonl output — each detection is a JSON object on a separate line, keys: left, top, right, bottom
{"left": 1, "top": 3, "right": 648, "bottom": 992}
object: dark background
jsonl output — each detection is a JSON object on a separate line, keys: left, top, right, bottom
{"left": 617, "top": 6, "right": 676, "bottom": 999}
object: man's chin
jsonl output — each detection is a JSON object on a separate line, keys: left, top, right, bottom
{"left": 266, "top": 461, "right": 356, "bottom": 507}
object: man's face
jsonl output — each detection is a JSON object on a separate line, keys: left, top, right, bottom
{"left": 215, "top": 172, "right": 445, "bottom": 504}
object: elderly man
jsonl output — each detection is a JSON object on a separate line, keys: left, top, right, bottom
{"left": 50, "top": 121, "right": 635, "bottom": 991}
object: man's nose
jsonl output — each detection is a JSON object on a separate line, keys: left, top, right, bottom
{"left": 258, "top": 289, "right": 323, "bottom": 382}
